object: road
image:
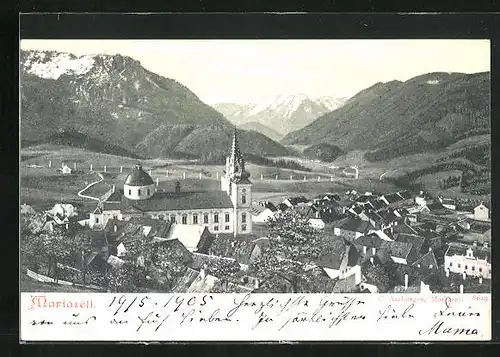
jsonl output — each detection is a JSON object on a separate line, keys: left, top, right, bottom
{"left": 379, "top": 172, "right": 388, "bottom": 181}
{"left": 77, "top": 172, "right": 104, "bottom": 201}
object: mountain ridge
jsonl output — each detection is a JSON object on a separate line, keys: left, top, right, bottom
{"left": 213, "top": 94, "right": 347, "bottom": 135}
{"left": 282, "top": 71, "right": 490, "bottom": 162}
{"left": 20, "top": 49, "right": 292, "bottom": 161}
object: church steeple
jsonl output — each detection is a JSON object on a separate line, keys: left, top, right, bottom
{"left": 225, "top": 126, "right": 250, "bottom": 182}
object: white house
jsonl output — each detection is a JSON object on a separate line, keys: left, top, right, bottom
{"left": 473, "top": 203, "right": 489, "bottom": 221}
{"left": 155, "top": 224, "right": 212, "bottom": 253}
{"left": 438, "top": 196, "right": 456, "bottom": 210}
{"left": 444, "top": 242, "right": 491, "bottom": 279}
{"left": 251, "top": 202, "right": 277, "bottom": 223}
{"left": 60, "top": 164, "right": 72, "bottom": 175}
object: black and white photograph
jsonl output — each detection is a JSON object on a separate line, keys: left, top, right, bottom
{"left": 20, "top": 38, "right": 491, "bottom": 297}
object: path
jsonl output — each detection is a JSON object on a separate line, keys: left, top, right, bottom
{"left": 77, "top": 172, "right": 104, "bottom": 201}
{"left": 379, "top": 171, "right": 388, "bottom": 181}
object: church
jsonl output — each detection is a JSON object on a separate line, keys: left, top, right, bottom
{"left": 89, "top": 129, "right": 253, "bottom": 235}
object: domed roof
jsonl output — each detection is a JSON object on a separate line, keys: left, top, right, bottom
{"left": 124, "top": 164, "right": 154, "bottom": 186}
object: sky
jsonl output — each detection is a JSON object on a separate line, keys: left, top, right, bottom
{"left": 21, "top": 39, "right": 490, "bottom": 104}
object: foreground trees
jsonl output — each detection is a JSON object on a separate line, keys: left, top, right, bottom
{"left": 253, "top": 210, "right": 323, "bottom": 293}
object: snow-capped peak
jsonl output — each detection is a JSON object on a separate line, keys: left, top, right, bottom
{"left": 22, "top": 50, "right": 95, "bottom": 80}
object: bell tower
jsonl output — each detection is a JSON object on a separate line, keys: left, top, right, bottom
{"left": 220, "top": 127, "right": 252, "bottom": 235}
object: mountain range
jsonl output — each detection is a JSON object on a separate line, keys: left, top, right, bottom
{"left": 20, "top": 50, "right": 292, "bottom": 162}
{"left": 213, "top": 94, "right": 346, "bottom": 136}
{"left": 282, "top": 72, "right": 491, "bottom": 162}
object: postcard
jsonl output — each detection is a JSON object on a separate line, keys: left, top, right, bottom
{"left": 19, "top": 30, "right": 492, "bottom": 341}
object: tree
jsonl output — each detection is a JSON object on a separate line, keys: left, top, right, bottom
{"left": 150, "top": 243, "right": 191, "bottom": 290}
{"left": 38, "top": 228, "right": 73, "bottom": 282}
{"left": 253, "top": 210, "right": 322, "bottom": 293}
{"left": 363, "top": 264, "right": 393, "bottom": 293}
{"left": 106, "top": 262, "right": 143, "bottom": 292}
{"left": 205, "top": 258, "right": 241, "bottom": 292}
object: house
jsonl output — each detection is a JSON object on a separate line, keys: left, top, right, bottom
{"left": 444, "top": 242, "right": 491, "bottom": 279}
{"left": 379, "top": 193, "right": 403, "bottom": 206}
{"left": 282, "top": 196, "right": 309, "bottom": 208}
{"left": 306, "top": 205, "right": 345, "bottom": 230}
{"left": 415, "top": 191, "right": 431, "bottom": 206}
{"left": 315, "top": 235, "right": 360, "bottom": 279}
{"left": 323, "top": 194, "right": 341, "bottom": 202}
{"left": 365, "top": 199, "right": 386, "bottom": 212}
{"left": 349, "top": 205, "right": 364, "bottom": 216}
{"left": 439, "top": 197, "right": 456, "bottom": 210}
{"left": 330, "top": 218, "right": 375, "bottom": 242}
{"left": 206, "top": 237, "right": 270, "bottom": 270}
{"left": 426, "top": 201, "right": 446, "bottom": 213}
{"left": 393, "top": 208, "right": 410, "bottom": 218}
{"left": 461, "top": 219, "right": 492, "bottom": 244}
{"left": 171, "top": 268, "right": 220, "bottom": 293}
{"left": 473, "top": 203, "right": 489, "bottom": 221}
{"left": 104, "top": 217, "right": 214, "bottom": 254}
{"left": 354, "top": 194, "right": 372, "bottom": 204}
{"left": 158, "top": 224, "right": 214, "bottom": 253}
{"left": 395, "top": 233, "right": 426, "bottom": 262}
{"left": 359, "top": 210, "right": 386, "bottom": 230}
{"left": 380, "top": 233, "right": 425, "bottom": 265}
{"left": 47, "top": 203, "right": 78, "bottom": 220}
{"left": 412, "top": 249, "right": 439, "bottom": 271}
{"left": 60, "top": 164, "right": 72, "bottom": 174}
{"left": 354, "top": 233, "right": 386, "bottom": 256}
{"left": 331, "top": 265, "right": 363, "bottom": 293}
{"left": 277, "top": 203, "right": 289, "bottom": 212}
{"left": 20, "top": 204, "right": 36, "bottom": 215}
{"left": 251, "top": 201, "right": 277, "bottom": 223}
{"left": 407, "top": 204, "right": 430, "bottom": 215}
{"left": 397, "top": 190, "right": 413, "bottom": 201}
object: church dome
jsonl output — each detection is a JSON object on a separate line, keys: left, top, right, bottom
{"left": 124, "top": 164, "right": 154, "bottom": 186}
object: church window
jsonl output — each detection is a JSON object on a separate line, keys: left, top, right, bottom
{"left": 242, "top": 189, "right": 247, "bottom": 204}
{"left": 465, "top": 265, "right": 468, "bottom": 270}
{"left": 214, "top": 225, "right": 219, "bottom": 231}
{"left": 214, "top": 213, "right": 219, "bottom": 223}
{"left": 170, "top": 215, "right": 176, "bottom": 223}
{"left": 182, "top": 215, "right": 187, "bottom": 225}
{"left": 479, "top": 268, "right": 483, "bottom": 272}
{"left": 193, "top": 214, "right": 198, "bottom": 224}
{"left": 458, "top": 263, "right": 461, "bottom": 269}
{"left": 204, "top": 214, "right": 209, "bottom": 224}
{"left": 225, "top": 225, "right": 230, "bottom": 231}
{"left": 138, "top": 189, "right": 142, "bottom": 196}
{"left": 242, "top": 213, "right": 247, "bottom": 223}
{"left": 225, "top": 213, "right": 230, "bottom": 223}
{"left": 95, "top": 217, "right": 100, "bottom": 224}
{"left": 472, "top": 266, "right": 475, "bottom": 271}
{"left": 449, "top": 262, "right": 453, "bottom": 267}
{"left": 128, "top": 189, "right": 131, "bottom": 195}
{"left": 242, "top": 224, "right": 247, "bottom": 231}
{"left": 147, "top": 189, "right": 150, "bottom": 195}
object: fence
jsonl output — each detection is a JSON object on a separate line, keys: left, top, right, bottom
{"left": 26, "top": 268, "right": 105, "bottom": 291}
{"left": 36, "top": 160, "right": 358, "bottom": 183}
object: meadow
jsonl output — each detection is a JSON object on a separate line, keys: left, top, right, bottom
{"left": 21, "top": 143, "right": 489, "bottom": 213}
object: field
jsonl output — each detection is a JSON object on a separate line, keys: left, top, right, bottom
{"left": 20, "top": 143, "right": 489, "bottom": 213}
{"left": 20, "top": 145, "right": 407, "bottom": 209}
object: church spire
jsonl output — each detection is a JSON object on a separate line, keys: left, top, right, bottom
{"left": 226, "top": 126, "right": 250, "bottom": 181}
{"left": 230, "top": 125, "right": 241, "bottom": 160}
